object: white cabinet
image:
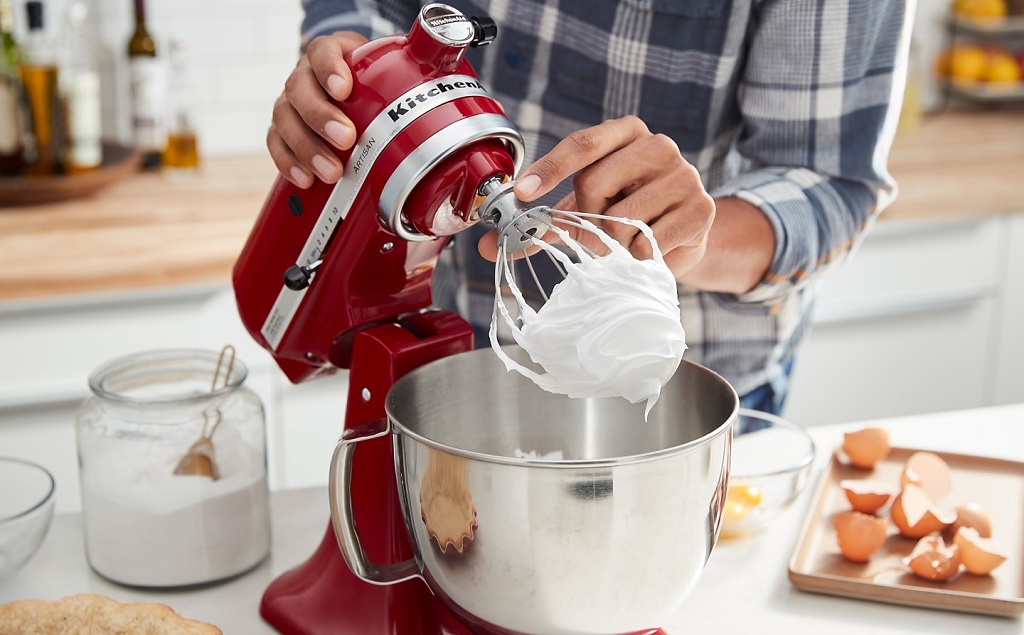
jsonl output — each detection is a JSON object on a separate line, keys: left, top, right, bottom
{"left": 992, "top": 212, "right": 1024, "bottom": 406}
{"left": 0, "top": 286, "right": 347, "bottom": 513}
{"left": 785, "top": 213, "right": 1023, "bottom": 426}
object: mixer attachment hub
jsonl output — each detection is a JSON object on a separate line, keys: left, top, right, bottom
{"left": 477, "top": 180, "right": 553, "bottom": 253}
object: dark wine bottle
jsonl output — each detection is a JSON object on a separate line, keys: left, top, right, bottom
{"left": 127, "top": 0, "right": 165, "bottom": 170}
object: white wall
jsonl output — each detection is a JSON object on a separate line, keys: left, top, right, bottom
{"left": 911, "top": 0, "right": 958, "bottom": 114}
{"left": 12, "top": 0, "right": 303, "bottom": 157}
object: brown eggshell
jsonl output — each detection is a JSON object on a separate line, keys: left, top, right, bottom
{"left": 839, "top": 479, "right": 897, "bottom": 514}
{"left": 954, "top": 526, "right": 1008, "bottom": 575}
{"left": 950, "top": 502, "right": 992, "bottom": 539}
{"left": 834, "top": 510, "right": 888, "bottom": 563}
{"left": 890, "top": 484, "right": 956, "bottom": 538}
{"left": 904, "top": 534, "right": 961, "bottom": 581}
{"left": 900, "top": 451, "right": 953, "bottom": 502}
{"left": 841, "top": 427, "right": 891, "bottom": 469}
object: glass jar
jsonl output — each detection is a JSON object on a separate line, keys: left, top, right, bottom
{"left": 75, "top": 347, "right": 270, "bottom": 587}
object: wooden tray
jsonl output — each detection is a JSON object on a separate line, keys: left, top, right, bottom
{"left": 788, "top": 446, "right": 1024, "bottom": 617}
{"left": 0, "top": 143, "right": 141, "bottom": 207}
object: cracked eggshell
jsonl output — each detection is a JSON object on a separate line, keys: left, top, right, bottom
{"left": 900, "top": 451, "right": 953, "bottom": 502}
{"left": 950, "top": 502, "right": 992, "bottom": 539}
{"left": 904, "top": 534, "right": 962, "bottom": 582}
{"left": 890, "top": 483, "right": 956, "bottom": 538}
{"left": 954, "top": 526, "right": 1008, "bottom": 575}
{"left": 839, "top": 479, "right": 897, "bottom": 514}
{"left": 834, "top": 510, "right": 889, "bottom": 563}
{"left": 841, "top": 427, "right": 891, "bottom": 469}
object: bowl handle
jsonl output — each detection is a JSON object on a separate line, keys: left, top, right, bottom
{"left": 328, "top": 418, "right": 422, "bottom": 585}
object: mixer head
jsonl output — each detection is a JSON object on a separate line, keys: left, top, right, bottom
{"left": 233, "top": 4, "right": 525, "bottom": 382}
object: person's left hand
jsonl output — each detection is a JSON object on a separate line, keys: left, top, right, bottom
{"left": 477, "top": 115, "right": 716, "bottom": 280}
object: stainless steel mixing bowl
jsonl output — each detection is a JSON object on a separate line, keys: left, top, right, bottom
{"left": 330, "top": 346, "right": 737, "bottom": 635}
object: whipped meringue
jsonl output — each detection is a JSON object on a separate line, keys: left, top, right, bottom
{"left": 490, "top": 211, "right": 686, "bottom": 419}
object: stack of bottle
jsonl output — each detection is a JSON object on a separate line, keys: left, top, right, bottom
{"left": 0, "top": 0, "right": 199, "bottom": 180}
{"left": 0, "top": 0, "right": 101, "bottom": 177}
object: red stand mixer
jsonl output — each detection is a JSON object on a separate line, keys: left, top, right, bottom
{"left": 233, "top": 4, "right": 671, "bottom": 634}
{"left": 233, "top": 4, "right": 519, "bottom": 633}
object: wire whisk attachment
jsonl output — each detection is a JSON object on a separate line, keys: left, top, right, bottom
{"left": 476, "top": 180, "right": 687, "bottom": 418}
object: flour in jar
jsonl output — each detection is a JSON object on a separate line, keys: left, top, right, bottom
{"left": 80, "top": 434, "right": 270, "bottom": 587}
{"left": 490, "top": 212, "right": 686, "bottom": 418}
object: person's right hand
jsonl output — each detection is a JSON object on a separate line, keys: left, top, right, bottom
{"left": 267, "top": 32, "right": 369, "bottom": 189}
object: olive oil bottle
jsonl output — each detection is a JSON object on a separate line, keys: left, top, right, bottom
{"left": 162, "top": 39, "right": 199, "bottom": 176}
{"left": 19, "top": 0, "right": 63, "bottom": 176}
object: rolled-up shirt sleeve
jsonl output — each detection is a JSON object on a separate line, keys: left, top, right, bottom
{"left": 301, "top": 0, "right": 410, "bottom": 46}
{"left": 710, "top": 0, "right": 912, "bottom": 304}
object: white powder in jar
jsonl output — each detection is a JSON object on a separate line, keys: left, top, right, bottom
{"left": 80, "top": 436, "right": 270, "bottom": 587}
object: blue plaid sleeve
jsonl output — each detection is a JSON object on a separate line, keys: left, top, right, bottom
{"left": 711, "top": 0, "right": 910, "bottom": 304}
{"left": 301, "top": 0, "right": 415, "bottom": 46}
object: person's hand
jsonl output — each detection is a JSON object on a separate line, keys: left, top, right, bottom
{"left": 267, "top": 32, "right": 368, "bottom": 189}
{"left": 478, "top": 115, "right": 716, "bottom": 280}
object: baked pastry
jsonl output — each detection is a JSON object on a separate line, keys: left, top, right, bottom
{"left": 0, "top": 593, "right": 222, "bottom": 634}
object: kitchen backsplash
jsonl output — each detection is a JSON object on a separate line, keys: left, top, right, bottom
{"left": 12, "top": 0, "right": 303, "bottom": 157}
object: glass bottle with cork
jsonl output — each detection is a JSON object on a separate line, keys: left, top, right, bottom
{"left": 19, "top": 0, "right": 63, "bottom": 176}
{"left": 0, "top": 0, "right": 25, "bottom": 175}
{"left": 127, "top": 0, "right": 166, "bottom": 170}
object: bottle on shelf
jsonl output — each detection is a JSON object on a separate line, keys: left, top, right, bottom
{"left": 162, "top": 38, "right": 200, "bottom": 176}
{"left": 19, "top": 0, "right": 63, "bottom": 176}
{"left": 0, "top": 0, "right": 25, "bottom": 175}
{"left": 127, "top": 0, "right": 166, "bottom": 170}
{"left": 59, "top": 0, "right": 103, "bottom": 174}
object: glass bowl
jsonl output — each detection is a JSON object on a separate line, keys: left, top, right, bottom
{"left": 0, "top": 457, "right": 56, "bottom": 582}
{"left": 720, "top": 409, "right": 816, "bottom": 538}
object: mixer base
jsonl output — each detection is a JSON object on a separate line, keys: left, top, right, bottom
{"left": 260, "top": 522, "right": 475, "bottom": 635}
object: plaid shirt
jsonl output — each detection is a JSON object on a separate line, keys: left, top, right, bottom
{"left": 302, "top": 0, "right": 911, "bottom": 399}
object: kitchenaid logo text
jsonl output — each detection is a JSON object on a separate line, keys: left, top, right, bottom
{"left": 387, "top": 80, "right": 485, "bottom": 122}
{"left": 427, "top": 15, "right": 467, "bottom": 28}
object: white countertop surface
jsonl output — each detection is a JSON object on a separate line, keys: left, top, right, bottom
{"left": 2, "top": 404, "right": 1023, "bottom": 634}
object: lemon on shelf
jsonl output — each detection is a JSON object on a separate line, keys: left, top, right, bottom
{"left": 954, "top": 0, "right": 1009, "bottom": 20}
{"left": 983, "top": 50, "right": 1022, "bottom": 83}
{"left": 936, "top": 44, "right": 1023, "bottom": 86}
{"left": 937, "top": 45, "right": 989, "bottom": 82}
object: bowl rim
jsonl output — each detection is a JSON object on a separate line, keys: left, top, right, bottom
{"left": 731, "top": 408, "right": 817, "bottom": 479}
{"left": 0, "top": 456, "right": 56, "bottom": 524}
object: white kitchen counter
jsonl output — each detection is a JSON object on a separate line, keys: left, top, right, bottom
{"left": 2, "top": 404, "right": 1022, "bottom": 634}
